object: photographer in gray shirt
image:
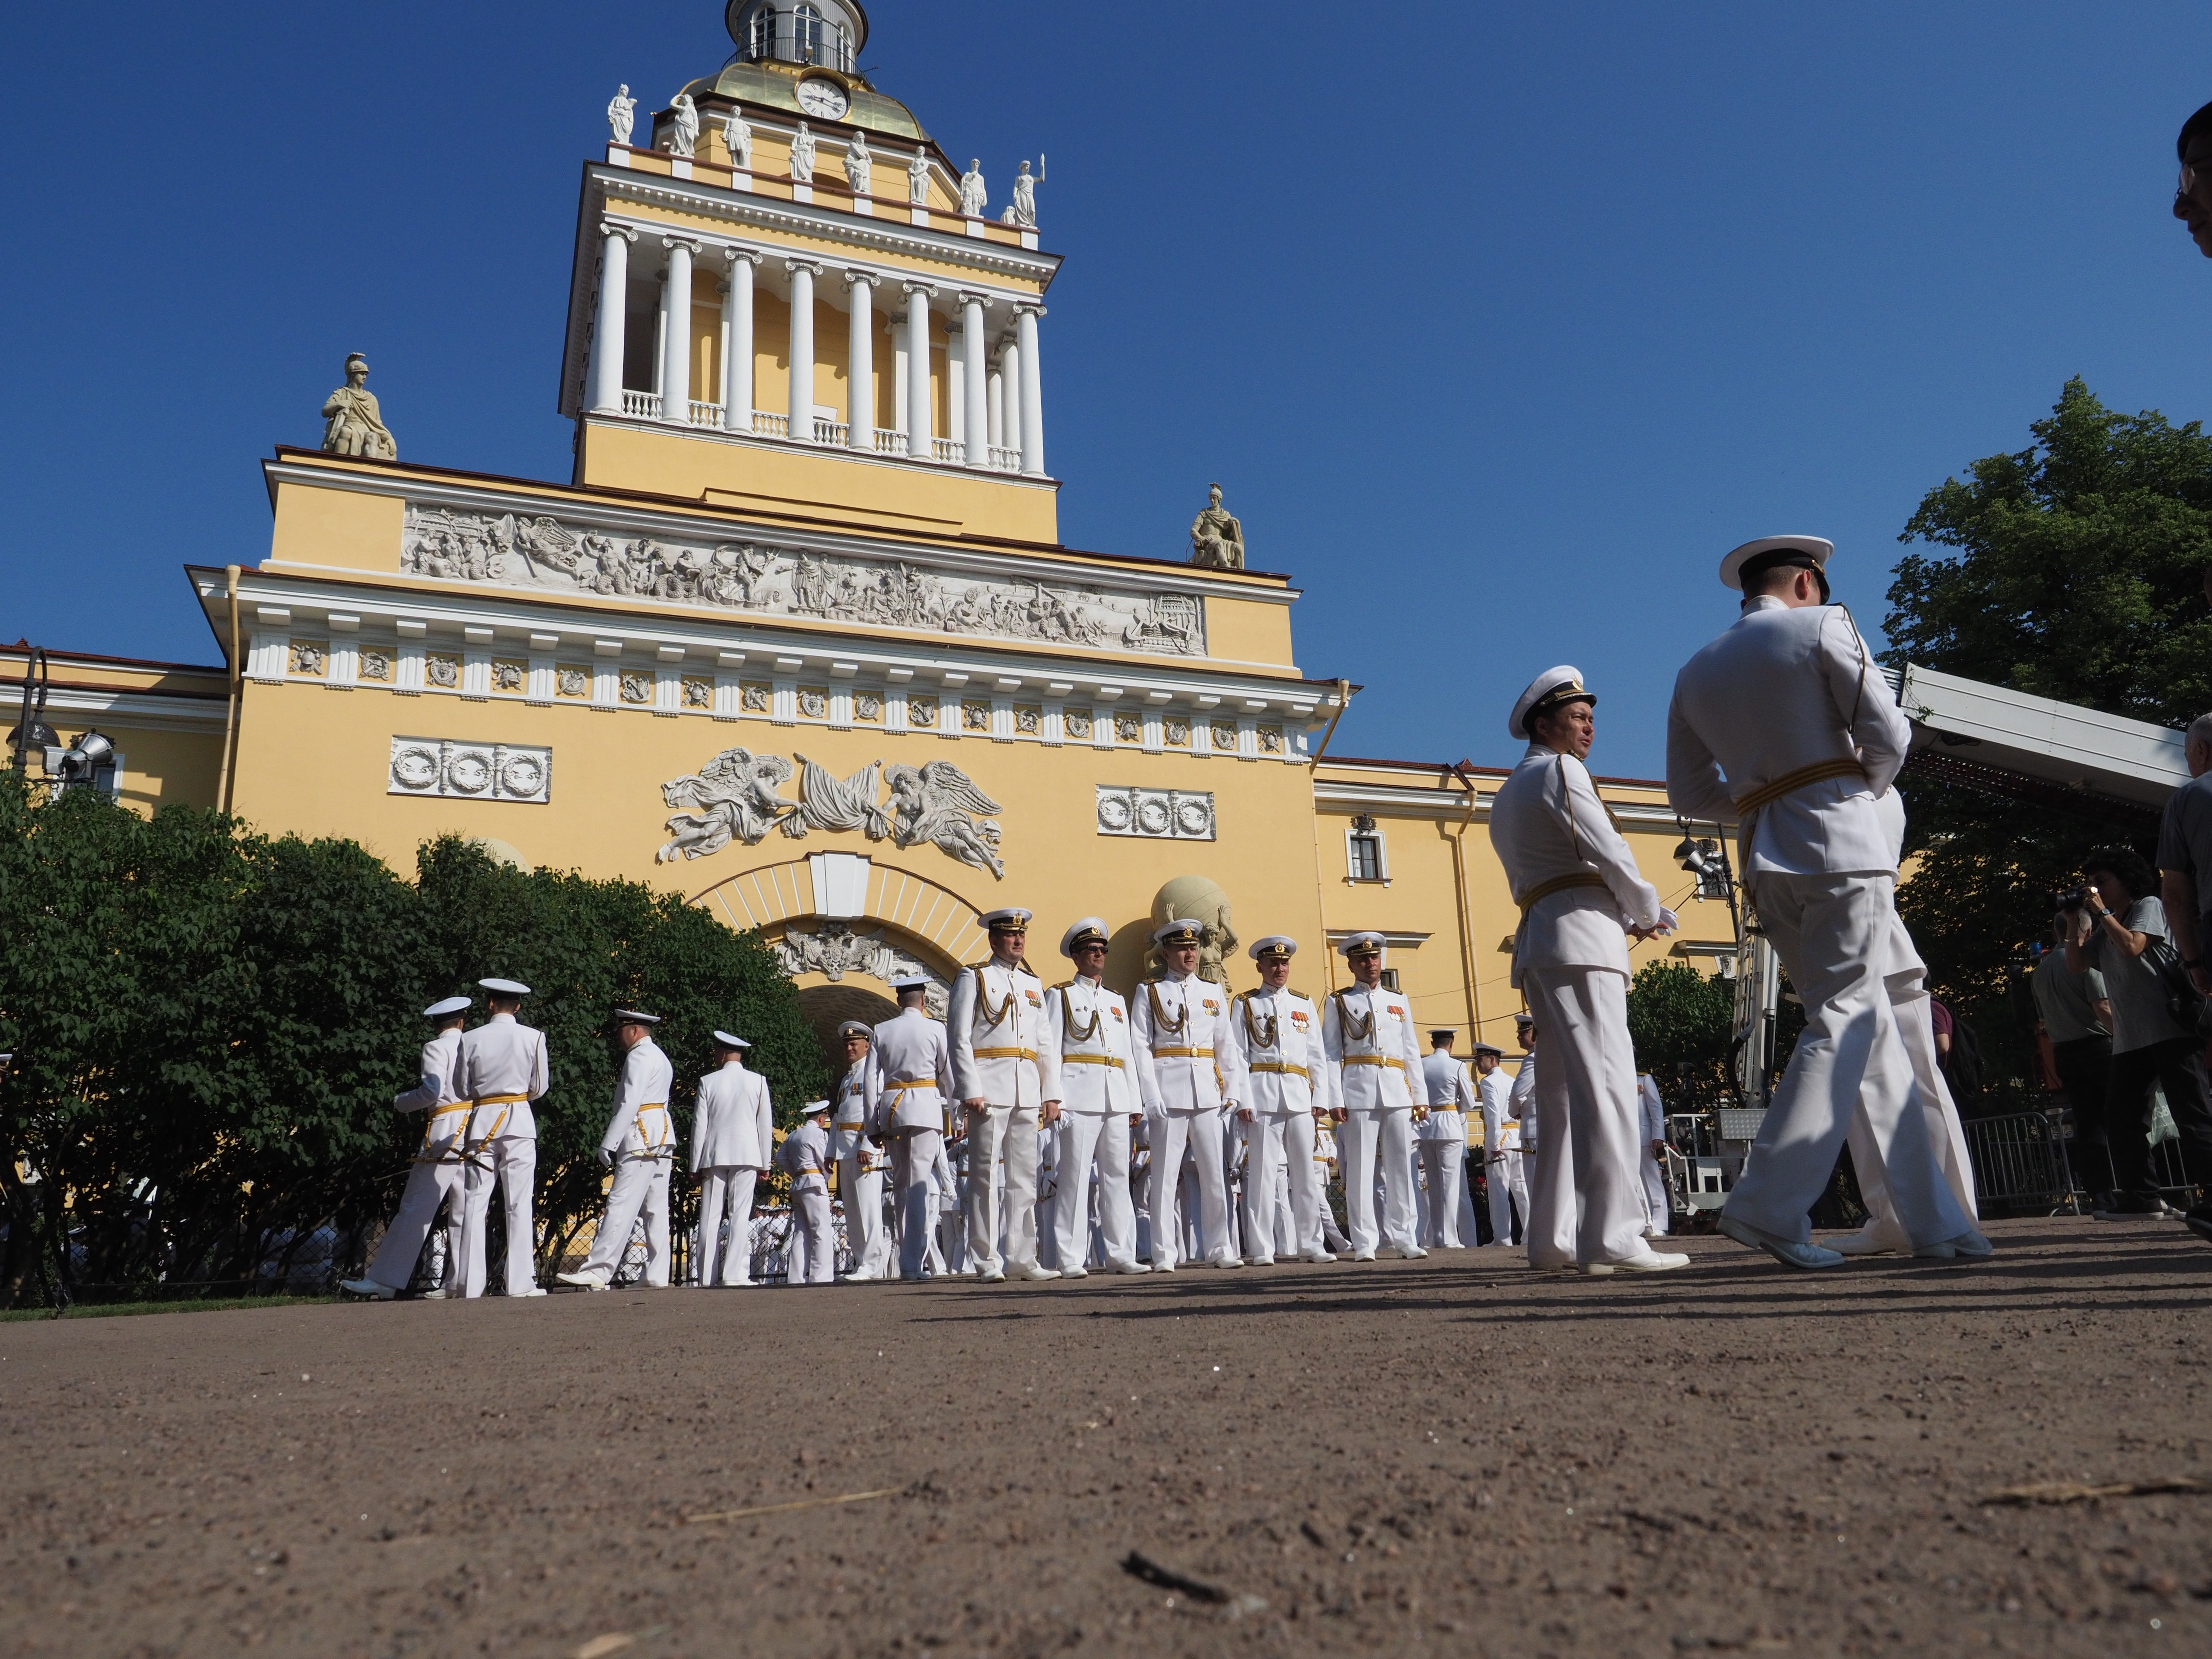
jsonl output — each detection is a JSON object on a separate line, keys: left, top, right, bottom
{"left": 2031, "top": 923, "right": 2111, "bottom": 1193}
{"left": 2065, "top": 843, "right": 2212, "bottom": 1238}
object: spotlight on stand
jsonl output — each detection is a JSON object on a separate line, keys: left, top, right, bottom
{"left": 49, "top": 729, "right": 116, "bottom": 798}
{"left": 1673, "top": 835, "right": 1731, "bottom": 902}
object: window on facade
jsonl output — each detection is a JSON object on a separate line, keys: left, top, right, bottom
{"left": 1380, "top": 968, "right": 1401, "bottom": 992}
{"left": 749, "top": 4, "right": 776, "bottom": 58}
{"left": 795, "top": 3, "right": 823, "bottom": 62}
{"left": 1348, "top": 832, "right": 1384, "bottom": 882}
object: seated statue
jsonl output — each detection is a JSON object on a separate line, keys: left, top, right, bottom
{"left": 1188, "top": 483, "right": 1245, "bottom": 570}
{"left": 321, "top": 354, "right": 397, "bottom": 460}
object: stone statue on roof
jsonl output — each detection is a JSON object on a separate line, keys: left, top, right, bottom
{"left": 790, "top": 121, "right": 817, "bottom": 183}
{"left": 721, "top": 105, "right": 752, "bottom": 170}
{"left": 959, "top": 158, "right": 987, "bottom": 217}
{"left": 907, "top": 148, "right": 930, "bottom": 204}
{"left": 606, "top": 85, "right": 635, "bottom": 146}
{"left": 667, "top": 93, "right": 699, "bottom": 158}
{"left": 1188, "top": 483, "right": 1245, "bottom": 570}
{"left": 845, "top": 130, "right": 871, "bottom": 197}
{"left": 1010, "top": 160, "right": 1039, "bottom": 229}
{"left": 322, "top": 355, "right": 397, "bottom": 460}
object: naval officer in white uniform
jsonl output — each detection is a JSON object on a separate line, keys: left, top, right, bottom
{"left": 1668, "top": 536, "right": 1985, "bottom": 1267}
{"left": 948, "top": 907, "right": 1056, "bottom": 1284}
{"left": 343, "top": 995, "right": 475, "bottom": 1299}
{"left": 778, "top": 1099, "right": 836, "bottom": 1284}
{"left": 1132, "top": 918, "right": 1240, "bottom": 1270}
{"left": 1417, "top": 1030, "right": 1479, "bottom": 1249}
{"left": 690, "top": 1030, "right": 773, "bottom": 1286}
{"left": 1321, "top": 933, "right": 1428, "bottom": 1261}
{"left": 1490, "top": 667, "right": 1688, "bottom": 1273}
{"left": 1222, "top": 935, "right": 1338, "bottom": 1263}
{"left": 830, "top": 1019, "right": 892, "bottom": 1280}
{"left": 558, "top": 1008, "right": 677, "bottom": 1289}
{"left": 1635, "top": 1071, "right": 1671, "bottom": 1236}
{"left": 1038, "top": 917, "right": 1149, "bottom": 1277}
{"left": 1471, "top": 1040, "right": 1520, "bottom": 1246}
{"left": 866, "top": 974, "right": 955, "bottom": 1280}
{"left": 454, "top": 977, "right": 550, "bottom": 1297}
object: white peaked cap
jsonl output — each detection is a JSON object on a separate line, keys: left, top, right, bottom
{"left": 1151, "top": 917, "right": 1205, "bottom": 948}
{"left": 835, "top": 1020, "right": 872, "bottom": 1040}
{"left": 888, "top": 973, "right": 932, "bottom": 993}
{"left": 423, "top": 995, "right": 472, "bottom": 1019}
{"left": 1248, "top": 935, "right": 1297, "bottom": 960}
{"left": 1061, "top": 916, "right": 1110, "bottom": 956}
{"left": 1508, "top": 666, "right": 1594, "bottom": 740}
{"left": 980, "top": 906, "right": 1033, "bottom": 929}
{"left": 1338, "top": 931, "right": 1386, "bottom": 957}
{"left": 712, "top": 1030, "right": 751, "bottom": 1049}
{"left": 613, "top": 1007, "right": 661, "bottom": 1026}
{"left": 797, "top": 1098, "right": 830, "bottom": 1118}
{"left": 478, "top": 977, "right": 532, "bottom": 997}
{"left": 1719, "top": 534, "right": 1833, "bottom": 592}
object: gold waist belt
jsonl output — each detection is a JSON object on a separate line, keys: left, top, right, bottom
{"left": 427, "top": 1101, "right": 472, "bottom": 1118}
{"left": 1515, "top": 871, "right": 1609, "bottom": 912}
{"left": 883, "top": 1080, "right": 932, "bottom": 1092}
{"left": 971, "top": 1047, "right": 1038, "bottom": 1061}
{"left": 1732, "top": 757, "right": 1868, "bottom": 815}
{"left": 1062, "top": 1054, "right": 1126, "bottom": 1069}
{"left": 1250, "top": 1062, "right": 1310, "bottom": 1079}
{"left": 1154, "top": 1046, "right": 1214, "bottom": 1059}
{"left": 1341, "top": 1055, "right": 1405, "bottom": 1070}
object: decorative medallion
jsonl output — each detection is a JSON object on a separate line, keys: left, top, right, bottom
{"left": 360, "top": 649, "right": 392, "bottom": 683}
{"left": 289, "top": 641, "right": 327, "bottom": 677}
{"left": 1065, "top": 709, "right": 1094, "bottom": 739}
{"left": 682, "top": 677, "right": 713, "bottom": 709}
{"left": 491, "top": 660, "right": 526, "bottom": 693}
{"left": 388, "top": 736, "right": 552, "bottom": 803}
{"left": 1096, "top": 786, "right": 1215, "bottom": 841}
{"left": 619, "top": 672, "right": 652, "bottom": 704}
{"left": 556, "top": 666, "right": 590, "bottom": 698}
{"left": 425, "top": 654, "right": 460, "bottom": 690}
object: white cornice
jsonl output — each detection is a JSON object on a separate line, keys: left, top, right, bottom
{"left": 576, "top": 410, "right": 1059, "bottom": 488}
{"left": 1312, "top": 777, "right": 1678, "bottom": 827}
{"left": 11, "top": 681, "right": 225, "bottom": 734}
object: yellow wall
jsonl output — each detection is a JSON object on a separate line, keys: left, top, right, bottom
{"left": 1202, "top": 595, "right": 1296, "bottom": 669}
{"left": 268, "top": 484, "right": 405, "bottom": 575}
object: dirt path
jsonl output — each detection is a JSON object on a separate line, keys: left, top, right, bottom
{"left": 3, "top": 1218, "right": 2208, "bottom": 1657}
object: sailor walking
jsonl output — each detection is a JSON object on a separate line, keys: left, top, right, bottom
{"left": 454, "top": 978, "right": 550, "bottom": 1297}
{"left": 1472, "top": 1040, "right": 1521, "bottom": 1246}
{"left": 830, "top": 1020, "right": 892, "bottom": 1280}
{"left": 691, "top": 1030, "right": 773, "bottom": 1286}
{"left": 1038, "top": 917, "right": 1150, "bottom": 1277}
{"left": 1490, "top": 666, "right": 1688, "bottom": 1273}
{"left": 866, "top": 974, "right": 955, "bottom": 1281}
{"left": 1322, "top": 934, "right": 1428, "bottom": 1262}
{"left": 1222, "top": 935, "right": 1338, "bottom": 1263}
{"left": 557, "top": 1009, "right": 677, "bottom": 1290}
{"left": 1636, "top": 1071, "right": 1671, "bottom": 1237}
{"left": 1131, "top": 918, "right": 1240, "bottom": 1270}
{"left": 1668, "top": 536, "right": 1985, "bottom": 1267}
{"left": 779, "top": 1099, "right": 836, "bottom": 1284}
{"left": 1417, "top": 1030, "right": 1479, "bottom": 1249}
{"left": 343, "top": 995, "right": 475, "bottom": 1299}
{"left": 948, "top": 907, "right": 1056, "bottom": 1284}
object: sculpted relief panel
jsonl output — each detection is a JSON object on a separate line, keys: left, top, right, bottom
{"left": 400, "top": 505, "right": 1205, "bottom": 657}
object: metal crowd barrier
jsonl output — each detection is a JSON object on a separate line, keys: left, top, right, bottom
{"left": 1960, "top": 1104, "right": 2200, "bottom": 1217}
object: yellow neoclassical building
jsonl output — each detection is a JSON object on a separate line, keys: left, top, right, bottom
{"left": 5, "top": 2, "right": 1722, "bottom": 1059}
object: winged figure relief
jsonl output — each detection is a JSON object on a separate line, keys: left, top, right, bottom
{"left": 885, "top": 760, "right": 1005, "bottom": 880}
{"left": 796, "top": 755, "right": 891, "bottom": 840}
{"left": 657, "top": 748, "right": 800, "bottom": 862}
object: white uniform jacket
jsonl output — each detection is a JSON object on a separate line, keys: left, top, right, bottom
{"left": 600, "top": 1038, "right": 676, "bottom": 1161}
{"left": 1418, "top": 1053, "right": 1477, "bottom": 1142}
{"left": 831, "top": 1060, "right": 887, "bottom": 1168}
{"left": 1508, "top": 1054, "right": 1537, "bottom": 1145}
{"left": 865, "top": 1008, "right": 955, "bottom": 1134}
{"left": 778, "top": 1119, "right": 832, "bottom": 1195}
{"left": 1665, "top": 596, "right": 1910, "bottom": 878}
{"left": 457, "top": 1013, "right": 549, "bottom": 1140}
{"left": 1037, "top": 978, "right": 1136, "bottom": 1115}
{"left": 1221, "top": 987, "right": 1333, "bottom": 1117}
{"left": 1131, "top": 974, "right": 1233, "bottom": 1114}
{"left": 948, "top": 959, "right": 1045, "bottom": 1109}
{"left": 1322, "top": 984, "right": 1426, "bottom": 1115}
{"left": 394, "top": 1026, "right": 469, "bottom": 1157}
{"left": 1490, "top": 743, "right": 1671, "bottom": 989}
{"left": 1478, "top": 1065, "right": 1518, "bottom": 1153}
{"left": 690, "top": 1060, "right": 773, "bottom": 1172}
{"left": 1638, "top": 1074, "right": 1666, "bottom": 1143}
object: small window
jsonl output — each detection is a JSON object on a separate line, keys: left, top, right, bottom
{"left": 795, "top": 2, "right": 823, "bottom": 62}
{"left": 749, "top": 4, "right": 776, "bottom": 58}
{"left": 1380, "top": 968, "right": 1401, "bottom": 993}
{"left": 1348, "top": 834, "right": 1383, "bottom": 881}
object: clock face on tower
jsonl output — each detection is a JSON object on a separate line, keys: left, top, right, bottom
{"left": 795, "top": 78, "right": 850, "bottom": 120}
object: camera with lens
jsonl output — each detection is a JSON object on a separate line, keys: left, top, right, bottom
{"left": 2055, "top": 886, "right": 2092, "bottom": 913}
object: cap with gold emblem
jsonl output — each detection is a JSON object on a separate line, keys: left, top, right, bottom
{"left": 1151, "top": 918, "right": 1205, "bottom": 949}
{"left": 1060, "top": 916, "right": 1110, "bottom": 956}
{"left": 835, "top": 1020, "right": 871, "bottom": 1041}
{"left": 1247, "top": 935, "right": 1298, "bottom": 962}
{"left": 980, "top": 906, "right": 1033, "bottom": 931}
{"left": 1508, "top": 666, "right": 1595, "bottom": 740}
{"left": 1339, "top": 931, "right": 1386, "bottom": 958}
{"left": 1719, "top": 534, "right": 1833, "bottom": 595}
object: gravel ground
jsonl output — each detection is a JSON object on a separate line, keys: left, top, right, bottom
{"left": 3, "top": 1217, "right": 2209, "bottom": 1659}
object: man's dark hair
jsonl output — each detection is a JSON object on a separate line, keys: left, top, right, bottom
{"left": 2084, "top": 843, "right": 2157, "bottom": 899}
{"left": 2180, "top": 100, "right": 2212, "bottom": 160}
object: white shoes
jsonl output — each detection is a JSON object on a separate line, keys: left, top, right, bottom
{"left": 1915, "top": 1230, "right": 1994, "bottom": 1260}
{"left": 1582, "top": 1250, "right": 1690, "bottom": 1274}
{"left": 1108, "top": 1260, "right": 1152, "bottom": 1275}
{"left": 1350, "top": 1248, "right": 1378, "bottom": 1263}
{"left": 1150, "top": 1260, "right": 1176, "bottom": 1274}
{"left": 1214, "top": 1256, "right": 1243, "bottom": 1269}
{"left": 978, "top": 1267, "right": 1007, "bottom": 1284}
{"left": 1297, "top": 1249, "right": 1338, "bottom": 1264}
{"left": 1717, "top": 1214, "right": 1844, "bottom": 1270}
{"left": 1831, "top": 1229, "right": 1899, "bottom": 1257}
{"left": 340, "top": 1278, "right": 396, "bottom": 1301}
{"left": 1374, "top": 1244, "right": 1427, "bottom": 1260}
{"left": 1060, "top": 1266, "right": 1089, "bottom": 1280}
{"left": 1012, "top": 1263, "right": 1061, "bottom": 1282}
{"left": 1241, "top": 1255, "right": 1275, "bottom": 1267}
{"left": 554, "top": 1270, "right": 611, "bottom": 1290}
{"left": 515, "top": 1287, "right": 547, "bottom": 1297}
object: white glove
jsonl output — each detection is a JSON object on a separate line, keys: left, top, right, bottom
{"left": 597, "top": 1146, "right": 614, "bottom": 1170}
{"left": 1656, "top": 907, "right": 1680, "bottom": 934}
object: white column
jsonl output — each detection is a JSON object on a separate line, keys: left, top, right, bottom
{"left": 722, "top": 250, "right": 758, "bottom": 431}
{"left": 786, "top": 259, "right": 821, "bottom": 442}
{"left": 999, "top": 337, "right": 1022, "bottom": 469}
{"left": 844, "top": 269, "right": 876, "bottom": 451}
{"left": 987, "top": 362, "right": 1004, "bottom": 451}
{"left": 890, "top": 318, "right": 909, "bottom": 436}
{"left": 588, "top": 223, "right": 635, "bottom": 413}
{"left": 1015, "top": 303, "right": 1045, "bottom": 476}
{"left": 958, "top": 292, "right": 989, "bottom": 469}
{"left": 903, "top": 283, "right": 935, "bottom": 458}
{"left": 659, "top": 237, "right": 700, "bottom": 424}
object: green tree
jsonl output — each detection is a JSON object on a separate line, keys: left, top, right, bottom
{"left": 1883, "top": 377, "right": 2212, "bottom": 1100}
{"left": 1624, "top": 959, "right": 1736, "bottom": 1117}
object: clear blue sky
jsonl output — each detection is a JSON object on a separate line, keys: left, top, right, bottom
{"left": 4, "top": 2, "right": 2208, "bottom": 778}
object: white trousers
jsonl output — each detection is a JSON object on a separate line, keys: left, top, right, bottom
{"left": 965, "top": 1105, "right": 1042, "bottom": 1274}
{"left": 458, "top": 1134, "right": 539, "bottom": 1297}
{"left": 1053, "top": 1111, "right": 1139, "bottom": 1270}
{"left": 1846, "top": 915, "right": 1981, "bottom": 1248}
{"left": 367, "top": 1156, "right": 466, "bottom": 1289}
{"left": 1483, "top": 1147, "right": 1522, "bottom": 1244}
{"left": 1728, "top": 873, "right": 1976, "bottom": 1249}
{"left": 890, "top": 1129, "right": 944, "bottom": 1280}
{"left": 1641, "top": 1147, "right": 1670, "bottom": 1232}
{"left": 786, "top": 1188, "right": 834, "bottom": 1284}
{"left": 1147, "top": 1109, "right": 1233, "bottom": 1266}
{"left": 581, "top": 1155, "right": 670, "bottom": 1286}
{"left": 1416, "top": 1141, "right": 1467, "bottom": 1246}
{"left": 1339, "top": 1109, "right": 1417, "bottom": 1253}
{"left": 695, "top": 1167, "right": 757, "bottom": 1286}
{"left": 835, "top": 1155, "right": 886, "bottom": 1275}
{"left": 1241, "top": 1111, "right": 1324, "bottom": 1258}
{"left": 1522, "top": 966, "right": 1648, "bottom": 1268}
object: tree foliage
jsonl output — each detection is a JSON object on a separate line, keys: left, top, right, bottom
{"left": 1624, "top": 960, "right": 1736, "bottom": 1115}
{"left": 1883, "top": 378, "right": 2212, "bottom": 1098}
{"left": 0, "top": 777, "right": 822, "bottom": 1307}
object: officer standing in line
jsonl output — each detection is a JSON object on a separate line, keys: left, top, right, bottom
{"left": 1322, "top": 934, "right": 1428, "bottom": 1262}
{"left": 1472, "top": 1040, "right": 1521, "bottom": 1246}
{"left": 779, "top": 1099, "right": 836, "bottom": 1284}
{"left": 1222, "top": 936, "right": 1338, "bottom": 1264}
{"left": 948, "top": 907, "right": 1056, "bottom": 1284}
{"left": 830, "top": 1019, "right": 890, "bottom": 1281}
{"left": 343, "top": 995, "right": 474, "bottom": 1300}
{"left": 690, "top": 1030, "right": 773, "bottom": 1287}
{"left": 1131, "top": 918, "right": 1240, "bottom": 1271}
{"left": 1417, "top": 1030, "right": 1478, "bottom": 1249}
{"left": 557, "top": 1008, "right": 676, "bottom": 1290}
{"left": 1038, "top": 917, "right": 1150, "bottom": 1277}
{"left": 865, "top": 973, "right": 955, "bottom": 1281}
{"left": 454, "top": 977, "right": 550, "bottom": 1298}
